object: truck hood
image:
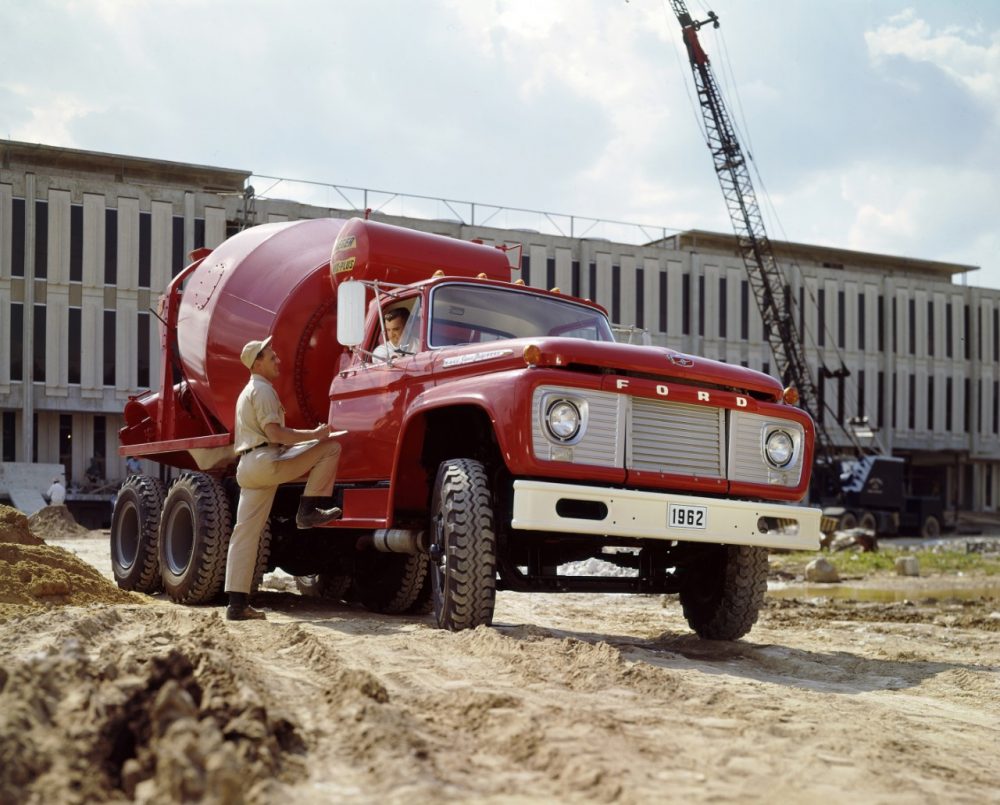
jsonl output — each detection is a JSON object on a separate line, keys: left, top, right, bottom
{"left": 433, "top": 337, "right": 784, "bottom": 401}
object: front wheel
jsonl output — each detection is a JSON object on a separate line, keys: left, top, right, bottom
{"left": 837, "top": 511, "right": 858, "bottom": 531}
{"left": 679, "top": 544, "right": 768, "bottom": 640}
{"left": 429, "top": 459, "right": 497, "bottom": 631}
{"left": 920, "top": 515, "right": 941, "bottom": 539}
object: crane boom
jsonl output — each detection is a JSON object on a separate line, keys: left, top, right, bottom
{"left": 667, "top": 3, "right": 945, "bottom": 535}
{"left": 668, "top": 1, "right": 839, "bottom": 464}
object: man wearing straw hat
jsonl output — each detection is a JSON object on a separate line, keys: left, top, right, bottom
{"left": 224, "top": 335, "right": 343, "bottom": 621}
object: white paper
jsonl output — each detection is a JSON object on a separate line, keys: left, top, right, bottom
{"left": 273, "top": 431, "right": 348, "bottom": 461}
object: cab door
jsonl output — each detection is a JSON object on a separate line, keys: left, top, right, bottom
{"left": 329, "top": 296, "right": 430, "bottom": 482}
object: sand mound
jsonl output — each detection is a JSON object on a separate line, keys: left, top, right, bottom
{"left": 0, "top": 609, "right": 304, "bottom": 804}
{"left": 0, "top": 542, "right": 144, "bottom": 620}
{"left": 28, "top": 504, "right": 92, "bottom": 539}
{"left": 0, "top": 504, "right": 43, "bottom": 546}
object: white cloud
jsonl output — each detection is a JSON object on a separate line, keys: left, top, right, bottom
{"left": 4, "top": 86, "right": 98, "bottom": 147}
{"left": 866, "top": 12, "right": 1000, "bottom": 110}
{"left": 438, "top": 0, "right": 707, "bottom": 225}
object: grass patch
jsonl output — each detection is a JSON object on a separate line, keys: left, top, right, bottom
{"left": 770, "top": 546, "right": 1000, "bottom": 577}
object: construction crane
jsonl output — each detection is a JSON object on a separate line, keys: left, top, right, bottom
{"left": 668, "top": 1, "right": 944, "bottom": 537}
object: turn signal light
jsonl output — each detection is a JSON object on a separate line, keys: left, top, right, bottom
{"left": 523, "top": 344, "right": 542, "bottom": 367}
{"left": 782, "top": 386, "right": 800, "bottom": 405}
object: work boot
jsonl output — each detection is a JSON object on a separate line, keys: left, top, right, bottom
{"left": 226, "top": 592, "right": 266, "bottom": 621}
{"left": 296, "top": 496, "right": 342, "bottom": 529}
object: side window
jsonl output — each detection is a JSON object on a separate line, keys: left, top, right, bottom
{"left": 369, "top": 299, "right": 421, "bottom": 362}
{"left": 399, "top": 299, "right": 422, "bottom": 349}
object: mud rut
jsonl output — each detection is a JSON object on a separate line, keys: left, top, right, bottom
{"left": 2, "top": 577, "right": 998, "bottom": 804}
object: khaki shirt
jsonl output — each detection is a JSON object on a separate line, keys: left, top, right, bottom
{"left": 234, "top": 374, "right": 284, "bottom": 452}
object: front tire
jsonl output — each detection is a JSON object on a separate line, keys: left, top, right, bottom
{"left": 159, "top": 472, "right": 231, "bottom": 604}
{"left": 679, "top": 544, "right": 768, "bottom": 640}
{"left": 110, "top": 475, "right": 166, "bottom": 593}
{"left": 837, "top": 511, "right": 858, "bottom": 531}
{"left": 429, "top": 459, "right": 497, "bottom": 631}
{"left": 920, "top": 515, "right": 941, "bottom": 539}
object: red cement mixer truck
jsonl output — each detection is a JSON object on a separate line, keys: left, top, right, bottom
{"left": 112, "top": 216, "right": 820, "bottom": 639}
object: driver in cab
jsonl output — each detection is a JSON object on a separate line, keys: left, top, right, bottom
{"left": 372, "top": 307, "right": 411, "bottom": 362}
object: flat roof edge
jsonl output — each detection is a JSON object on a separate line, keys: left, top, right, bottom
{"left": 0, "top": 139, "right": 250, "bottom": 192}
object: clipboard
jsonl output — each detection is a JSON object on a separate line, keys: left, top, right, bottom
{"left": 273, "top": 431, "right": 348, "bottom": 462}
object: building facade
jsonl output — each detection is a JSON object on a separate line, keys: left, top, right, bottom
{"left": 1, "top": 140, "right": 997, "bottom": 511}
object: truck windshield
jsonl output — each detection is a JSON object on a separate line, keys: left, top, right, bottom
{"left": 429, "top": 283, "right": 615, "bottom": 347}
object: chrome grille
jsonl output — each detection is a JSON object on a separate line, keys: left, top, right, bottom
{"left": 531, "top": 386, "right": 803, "bottom": 488}
{"left": 728, "top": 411, "right": 805, "bottom": 486}
{"left": 531, "top": 388, "right": 623, "bottom": 466}
{"left": 628, "top": 398, "right": 725, "bottom": 477}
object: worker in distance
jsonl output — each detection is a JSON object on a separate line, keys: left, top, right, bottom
{"left": 224, "top": 335, "right": 345, "bottom": 621}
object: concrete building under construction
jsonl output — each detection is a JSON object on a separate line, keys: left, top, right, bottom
{"left": 1, "top": 139, "right": 996, "bottom": 520}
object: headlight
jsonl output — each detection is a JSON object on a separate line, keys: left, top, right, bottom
{"left": 546, "top": 399, "right": 581, "bottom": 441}
{"left": 764, "top": 429, "right": 794, "bottom": 467}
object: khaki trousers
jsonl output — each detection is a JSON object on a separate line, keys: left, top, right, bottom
{"left": 224, "top": 439, "right": 342, "bottom": 594}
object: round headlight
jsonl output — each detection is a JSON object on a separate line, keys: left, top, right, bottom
{"left": 765, "top": 429, "right": 794, "bottom": 467}
{"left": 546, "top": 400, "right": 581, "bottom": 441}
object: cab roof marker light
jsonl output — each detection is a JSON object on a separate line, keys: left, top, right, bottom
{"left": 523, "top": 344, "right": 542, "bottom": 367}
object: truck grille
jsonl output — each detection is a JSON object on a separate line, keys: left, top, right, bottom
{"left": 531, "top": 389, "right": 623, "bottom": 466}
{"left": 728, "top": 411, "right": 805, "bottom": 486}
{"left": 531, "top": 386, "right": 804, "bottom": 488}
{"left": 628, "top": 398, "right": 725, "bottom": 477}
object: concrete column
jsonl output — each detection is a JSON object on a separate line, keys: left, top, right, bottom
{"left": 184, "top": 192, "right": 195, "bottom": 257}
{"left": 883, "top": 275, "right": 895, "bottom": 455}
{"left": 205, "top": 206, "right": 226, "bottom": 248}
{"left": 21, "top": 173, "right": 35, "bottom": 461}
{"left": 619, "top": 254, "right": 636, "bottom": 327}
{"left": 643, "top": 256, "right": 659, "bottom": 340}
{"left": 554, "top": 247, "right": 572, "bottom": 295}
{"left": 594, "top": 251, "right": 613, "bottom": 316}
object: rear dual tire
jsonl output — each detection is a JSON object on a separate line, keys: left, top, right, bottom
{"left": 159, "top": 472, "right": 232, "bottom": 604}
{"left": 111, "top": 475, "right": 166, "bottom": 593}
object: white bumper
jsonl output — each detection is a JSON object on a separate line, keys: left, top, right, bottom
{"left": 511, "top": 480, "right": 821, "bottom": 551}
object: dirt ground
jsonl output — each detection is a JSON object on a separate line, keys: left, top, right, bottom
{"left": 2, "top": 511, "right": 999, "bottom": 804}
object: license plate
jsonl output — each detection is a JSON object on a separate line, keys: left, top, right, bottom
{"left": 668, "top": 504, "right": 707, "bottom": 529}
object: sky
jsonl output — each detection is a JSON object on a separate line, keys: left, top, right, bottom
{"left": 2, "top": 0, "right": 998, "bottom": 286}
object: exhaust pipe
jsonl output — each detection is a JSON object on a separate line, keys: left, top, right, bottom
{"left": 368, "top": 529, "right": 428, "bottom": 555}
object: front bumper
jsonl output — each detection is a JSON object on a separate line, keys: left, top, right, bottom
{"left": 510, "top": 480, "right": 821, "bottom": 551}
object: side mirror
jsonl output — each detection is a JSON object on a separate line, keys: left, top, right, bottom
{"left": 337, "top": 281, "right": 367, "bottom": 346}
